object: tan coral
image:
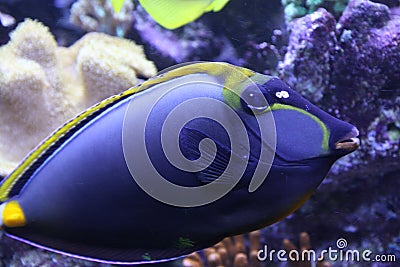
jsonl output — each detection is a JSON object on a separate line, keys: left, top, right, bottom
{"left": 0, "top": 19, "right": 157, "bottom": 177}
{"left": 184, "top": 231, "right": 262, "bottom": 267}
{"left": 283, "top": 232, "right": 333, "bottom": 267}
{"left": 67, "top": 32, "right": 157, "bottom": 107}
{"left": 9, "top": 19, "right": 57, "bottom": 68}
{"left": 187, "top": 231, "right": 333, "bottom": 267}
{"left": 0, "top": 20, "right": 72, "bottom": 176}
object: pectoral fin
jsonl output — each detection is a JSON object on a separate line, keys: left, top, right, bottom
{"left": 180, "top": 127, "right": 241, "bottom": 185}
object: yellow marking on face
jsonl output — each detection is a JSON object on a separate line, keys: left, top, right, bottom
{"left": 267, "top": 104, "right": 330, "bottom": 152}
{"left": 223, "top": 72, "right": 271, "bottom": 110}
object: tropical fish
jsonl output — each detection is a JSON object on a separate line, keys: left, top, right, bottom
{"left": 138, "top": 0, "right": 230, "bottom": 29}
{"left": 0, "top": 62, "right": 359, "bottom": 264}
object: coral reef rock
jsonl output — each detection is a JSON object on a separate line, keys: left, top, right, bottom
{"left": 277, "top": 1, "right": 399, "bottom": 262}
{"left": 280, "top": 8, "right": 337, "bottom": 102}
{"left": 333, "top": 0, "right": 400, "bottom": 121}
{"left": 0, "top": 19, "right": 156, "bottom": 177}
{"left": 281, "top": 0, "right": 349, "bottom": 23}
{"left": 280, "top": 0, "right": 400, "bottom": 122}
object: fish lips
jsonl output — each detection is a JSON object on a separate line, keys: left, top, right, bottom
{"left": 316, "top": 109, "right": 360, "bottom": 156}
{"left": 334, "top": 127, "right": 360, "bottom": 152}
{"left": 330, "top": 124, "right": 360, "bottom": 156}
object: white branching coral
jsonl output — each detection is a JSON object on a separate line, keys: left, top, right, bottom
{"left": 70, "top": 0, "right": 134, "bottom": 37}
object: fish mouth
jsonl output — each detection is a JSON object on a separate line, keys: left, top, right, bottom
{"left": 335, "top": 127, "right": 360, "bottom": 152}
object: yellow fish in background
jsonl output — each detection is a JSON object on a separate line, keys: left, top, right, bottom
{"left": 111, "top": 0, "right": 126, "bottom": 13}
{"left": 138, "top": 0, "right": 230, "bottom": 29}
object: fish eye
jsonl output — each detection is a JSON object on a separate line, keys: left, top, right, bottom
{"left": 240, "top": 84, "right": 269, "bottom": 113}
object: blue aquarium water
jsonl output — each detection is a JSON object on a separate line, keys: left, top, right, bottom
{"left": 0, "top": 0, "right": 398, "bottom": 266}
